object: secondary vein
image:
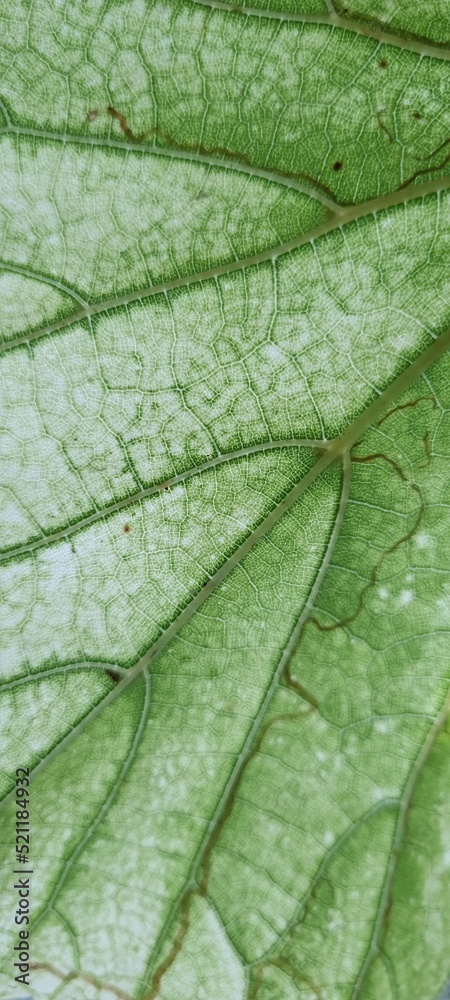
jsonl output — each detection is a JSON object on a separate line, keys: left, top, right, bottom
{"left": 1, "top": 176, "right": 449, "bottom": 355}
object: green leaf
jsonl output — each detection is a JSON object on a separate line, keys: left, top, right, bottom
{"left": 0, "top": 2, "right": 449, "bottom": 998}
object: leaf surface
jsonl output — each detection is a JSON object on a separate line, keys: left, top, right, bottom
{"left": 0, "top": 2, "right": 450, "bottom": 999}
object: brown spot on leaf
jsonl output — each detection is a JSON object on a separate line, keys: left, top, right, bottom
{"left": 332, "top": 160, "right": 343, "bottom": 171}
{"left": 30, "top": 963, "right": 129, "bottom": 999}
{"left": 107, "top": 106, "right": 142, "bottom": 141}
{"left": 270, "top": 959, "right": 324, "bottom": 1000}
{"left": 148, "top": 125, "right": 337, "bottom": 200}
{"left": 106, "top": 669, "right": 121, "bottom": 683}
{"left": 284, "top": 668, "right": 319, "bottom": 708}
{"left": 145, "top": 896, "right": 192, "bottom": 1000}
{"left": 248, "top": 966, "right": 265, "bottom": 1000}
{"left": 100, "top": 108, "right": 338, "bottom": 201}
{"left": 376, "top": 111, "right": 393, "bottom": 144}
{"left": 398, "top": 136, "right": 450, "bottom": 188}
{"left": 376, "top": 395, "right": 436, "bottom": 427}
{"left": 123, "top": 523, "right": 132, "bottom": 533}
{"left": 378, "top": 59, "right": 388, "bottom": 69}
{"left": 420, "top": 431, "right": 432, "bottom": 468}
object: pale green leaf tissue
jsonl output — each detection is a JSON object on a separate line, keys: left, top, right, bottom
{"left": 0, "top": 1, "right": 450, "bottom": 998}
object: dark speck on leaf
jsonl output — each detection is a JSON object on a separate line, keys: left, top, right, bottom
{"left": 123, "top": 523, "right": 131, "bottom": 533}
{"left": 333, "top": 161, "right": 343, "bottom": 171}
{"left": 378, "top": 59, "right": 388, "bottom": 69}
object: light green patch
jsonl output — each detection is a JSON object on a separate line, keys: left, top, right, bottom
{"left": 0, "top": 449, "right": 336, "bottom": 669}
{"left": 0, "top": 270, "right": 76, "bottom": 343}
{"left": 0, "top": 136, "right": 326, "bottom": 303}
{"left": 1, "top": 194, "right": 450, "bottom": 551}
{"left": 375, "top": 723, "right": 450, "bottom": 1000}
{"left": 253, "top": 808, "right": 398, "bottom": 1000}
{"left": 1, "top": 1, "right": 450, "bottom": 999}
{"left": 0, "top": 669, "right": 113, "bottom": 799}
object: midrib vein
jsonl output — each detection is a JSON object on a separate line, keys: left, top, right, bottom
{"left": 1, "top": 176, "right": 450, "bottom": 354}
{"left": 1, "top": 326, "right": 449, "bottom": 817}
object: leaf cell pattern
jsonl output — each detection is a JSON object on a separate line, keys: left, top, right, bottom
{"left": 1, "top": 2, "right": 450, "bottom": 999}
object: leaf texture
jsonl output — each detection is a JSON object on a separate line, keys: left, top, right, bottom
{"left": 0, "top": 2, "right": 450, "bottom": 999}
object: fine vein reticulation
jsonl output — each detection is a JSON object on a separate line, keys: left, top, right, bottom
{"left": 1, "top": 2, "right": 450, "bottom": 999}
